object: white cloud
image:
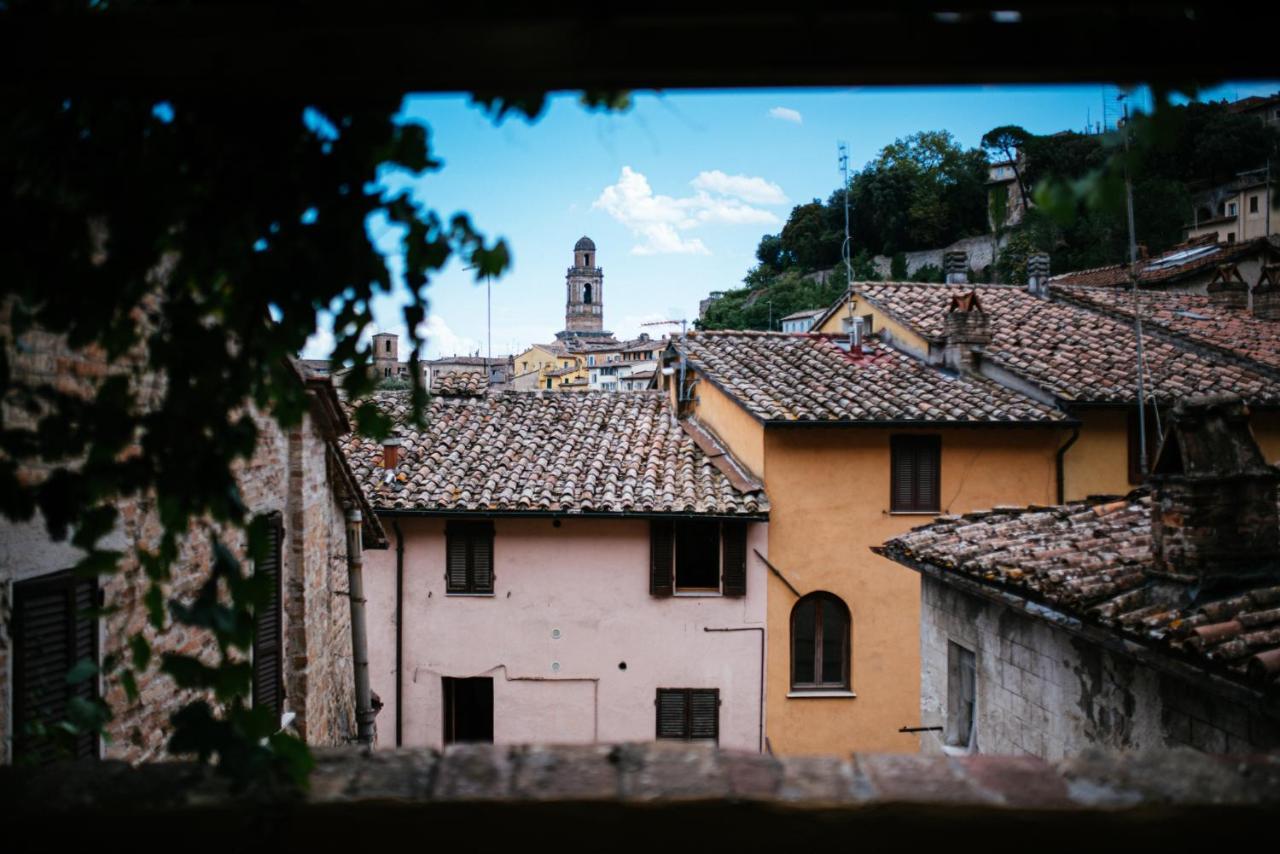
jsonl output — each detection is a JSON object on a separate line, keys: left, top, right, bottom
{"left": 768, "top": 106, "right": 803, "bottom": 125}
{"left": 691, "top": 170, "right": 790, "bottom": 206}
{"left": 299, "top": 314, "right": 481, "bottom": 361}
{"left": 592, "top": 166, "right": 784, "bottom": 256}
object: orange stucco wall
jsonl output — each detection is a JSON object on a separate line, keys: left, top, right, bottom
{"left": 691, "top": 375, "right": 766, "bottom": 479}
{"left": 813, "top": 294, "right": 931, "bottom": 356}
{"left": 760, "top": 424, "right": 1064, "bottom": 755}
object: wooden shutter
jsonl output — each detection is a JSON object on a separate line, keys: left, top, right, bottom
{"left": 891, "top": 436, "right": 940, "bottom": 512}
{"left": 13, "top": 571, "right": 99, "bottom": 762}
{"left": 721, "top": 521, "right": 748, "bottom": 597}
{"left": 471, "top": 523, "right": 494, "bottom": 593}
{"left": 446, "top": 522, "right": 470, "bottom": 592}
{"left": 689, "top": 689, "right": 719, "bottom": 742}
{"left": 253, "top": 513, "right": 284, "bottom": 722}
{"left": 655, "top": 689, "right": 688, "bottom": 739}
{"left": 649, "top": 520, "right": 674, "bottom": 596}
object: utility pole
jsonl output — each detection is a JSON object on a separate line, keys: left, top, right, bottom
{"left": 1121, "top": 99, "right": 1155, "bottom": 476}
{"left": 839, "top": 141, "right": 853, "bottom": 288}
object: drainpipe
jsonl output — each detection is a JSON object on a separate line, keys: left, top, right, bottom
{"left": 1055, "top": 427, "right": 1080, "bottom": 504}
{"left": 393, "top": 519, "right": 405, "bottom": 747}
{"left": 345, "top": 508, "right": 376, "bottom": 745}
{"left": 703, "top": 626, "right": 765, "bottom": 753}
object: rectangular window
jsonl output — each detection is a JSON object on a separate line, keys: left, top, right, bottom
{"left": 446, "top": 521, "right": 495, "bottom": 594}
{"left": 252, "top": 513, "right": 285, "bottom": 722}
{"left": 1251, "top": 195, "right": 1260, "bottom": 213}
{"left": 945, "top": 642, "right": 976, "bottom": 749}
{"left": 655, "top": 688, "right": 719, "bottom": 742}
{"left": 649, "top": 520, "right": 747, "bottom": 597}
{"left": 890, "top": 435, "right": 941, "bottom": 513}
{"left": 443, "top": 676, "right": 494, "bottom": 744}
{"left": 12, "top": 571, "right": 100, "bottom": 763}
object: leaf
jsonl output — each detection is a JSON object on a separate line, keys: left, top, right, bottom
{"left": 130, "top": 634, "right": 152, "bottom": 670}
{"left": 66, "top": 657, "right": 99, "bottom": 685}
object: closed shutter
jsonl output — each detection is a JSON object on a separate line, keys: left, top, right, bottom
{"left": 446, "top": 523, "right": 470, "bottom": 592}
{"left": 649, "top": 520, "right": 674, "bottom": 596}
{"left": 689, "top": 689, "right": 719, "bottom": 741}
{"left": 471, "top": 523, "right": 495, "bottom": 593}
{"left": 253, "top": 513, "right": 284, "bottom": 722}
{"left": 891, "top": 436, "right": 940, "bottom": 512}
{"left": 13, "top": 571, "right": 99, "bottom": 762}
{"left": 655, "top": 689, "right": 688, "bottom": 739}
{"left": 721, "top": 522, "right": 748, "bottom": 597}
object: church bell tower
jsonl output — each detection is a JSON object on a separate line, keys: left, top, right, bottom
{"left": 559, "top": 236, "right": 609, "bottom": 338}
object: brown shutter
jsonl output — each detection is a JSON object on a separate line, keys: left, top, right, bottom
{"left": 721, "top": 521, "right": 748, "bottom": 597}
{"left": 891, "top": 436, "right": 940, "bottom": 512}
{"left": 916, "top": 436, "right": 941, "bottom": 513}
{"left": 655, "top": 689, "right": 688, "bottom": 739}
{"left": 13, "top": 571, "right": 99, "bottom": 762}
{"left": 471, "top": 522, "right": 495, "bottom": 593}
{"left": 253, "top": 513, "right": 284, "bottom": 722}
{"left": 446, "top": 522, "right": 469, "bottom": 592}
{"left": 891, "top": 437, "right": 916, "bottom": 512}
{"left": 689, "top": 689, "right": 720, "bottom": 742}
{"left": 650, "top": 520, "right": 674, "bottom": 596}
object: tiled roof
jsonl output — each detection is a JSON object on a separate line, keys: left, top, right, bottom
{"left": 676, "top": 331, "right": 1065, "bottom": 424}
{"left": 1053, "top": 286, "right": 1280, "bottom": 373}
{"left": 780, "top": 309, "right": 824, "bottom": 322}
{"left": 1047, "top": 237, "right": 1277, "bottom": 289}
{"left": 854, "top": 283, "right": 1280, "bottom": 405}
{"left": 430, "top": 370, "right": 486, "bottom": 396}
{"left": 877, "top": 491, "right": 1280, "bottom": 693}
{"left": 423, "top": 356, "right": 510, "bottom": 367}
{"left": 342, "top": 391, "right": 768, "bottom": 516}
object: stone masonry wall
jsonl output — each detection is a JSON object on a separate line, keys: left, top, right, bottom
{"left": 1, "top": 305, "right": 357, "bottom": 762}
{"left": 919, "top": 577, "right": 1280, "bottom": 758}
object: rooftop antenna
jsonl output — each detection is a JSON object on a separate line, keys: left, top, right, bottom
{"left": 839, "top": 141, "right": 853, "bottom": 289}
{"left": 1120, "top": 97, "right": 1161, "bottom": 476}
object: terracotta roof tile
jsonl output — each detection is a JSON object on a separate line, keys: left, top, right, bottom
{"left": 878, "top": 491, "right": 1280, "bottom": 691}
{"left": 430, "top": 370, "right": 486, "bottom": 396}
{"left": 342, "top": 390, "right": 768, "bottom": 516}
{"left": 675, "top": 330, "right": 1064, "bottom": 424}
{"left": 1047, "top": 237, "right": 1277, "bottom": 288}
{"left": 854, "top": 283, "right": 1280, "bottom": 405}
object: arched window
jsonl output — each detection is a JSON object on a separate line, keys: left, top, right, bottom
{"left": 791, "top": 592, "right": 850, "bottom": 691}
{"left": 584, "top": 283, "right": 593, "bottom": 304}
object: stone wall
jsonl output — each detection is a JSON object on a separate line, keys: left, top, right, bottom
{"left": 919, "top": 577, "right": 1280, "bottom": 758}
{"left": 872, "top": 233, "right": 1009, "bottom": 281}
{"left": 0, "top": 307, "right": 359, "bottom": 762}
{"left": 4, "top": 744, "right": 1278, "bottom": 850}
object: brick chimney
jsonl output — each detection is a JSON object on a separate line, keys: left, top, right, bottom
{"left": 1026, "top": 251, "right": 1051, "bottom": 298}
{"left": 1206, "top": 264, "right": 1249, "bottom": 310}
{"left": 942, "top": 291, "right": 991, "bottom": 374}
{"left": 1252, "top": 264, "right": 1280, "bottom": 321}
{"left": 943, "top": 251, "right": 969, "bottom": 284}
{"left": 1149, "top": 395, "right": 1280, "bottom": 589}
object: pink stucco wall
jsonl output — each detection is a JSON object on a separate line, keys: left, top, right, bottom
{"left": 364, "top": 516, "right": 768, "bottom": 751}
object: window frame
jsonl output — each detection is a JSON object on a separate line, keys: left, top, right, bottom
{"left": 445, "top": 520, "right": 496, "bottom": 595}
{"left": 889, "top": 434, "right": 941, "bottom": 514}
{"left": 654, "top": 687, "right": 720, "bottom": 742}
{"left": 649, "top": 519, "right": 748, "bottom": 597}
{"left": 789, "top": 592, "right": 852, "bottom": 694}
{"left": 945, "top": 641, "right": 977, "bottom": 750}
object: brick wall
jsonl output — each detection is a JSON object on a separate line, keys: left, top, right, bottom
{"left": 1, "top": 305, "right": 359, "bottom": 762}
{"left": 920, "top": 577, "right": 1280, "bottom": 757}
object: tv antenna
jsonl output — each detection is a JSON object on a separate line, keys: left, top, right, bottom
{"left": 839, "top": 141, "right": 853, "bottom": 287}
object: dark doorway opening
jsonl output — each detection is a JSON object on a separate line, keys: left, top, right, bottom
{"left": 443, "top": 676, "right": 494, "bottom": 744}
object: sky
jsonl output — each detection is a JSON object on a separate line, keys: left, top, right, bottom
{"left": 301, "top": 81, "right": 1280, "bottom": 361}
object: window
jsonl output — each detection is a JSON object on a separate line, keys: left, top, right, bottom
{"left": 446, "top": 520, "right": 495, "bottom": 594}
{"left": 1228, "top": 232, "right": 1237, "bottom": 243}
{"left": 649, "top": 519, "right": 747, "bottom": 596}
{"left": 584, "top": 282, "right": 593, "bottom": 304}
{"left": 890, "top": 435, "right": 940, "bottom": 513}
{"left": 655, "top": 688, "right": 719, "bottom": 742}
{"left": 545, "top": 378, "right": 552, "bottom": 389}
{"left": 12, "top": 571, "right": 99, "bottom": 762}
{"left": 383, "top": 367, "right": 391, "bottom": 377}
{"left": 945, "top": 642, "right": 976, "bottom": 749}
{"left": 790, "top": 592, "right": 850, "bottom": 692}
{"left": 385, "top": 340, "right": 392, "bottom": 353}
{"left": 1229, "top": 202, "right": 1238, "bottom": 216}
{"left": 1251, "top": 195, "right": 1260, "bottom": 214}
{"left": 252, "top": 513, "right": 285, "bottom": 722}
{"left": 443, "top": 676, "right": 494, "bottom": 744}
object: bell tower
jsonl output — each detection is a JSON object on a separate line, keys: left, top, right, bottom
{"left": 559, "top": 236, "right": 609, "bottom": 338}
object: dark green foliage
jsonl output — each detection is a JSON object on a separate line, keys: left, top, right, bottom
{"left": 0, "top": 81, "right": 551, "bottom": 784}
{"left": 910, "top": 263, "right": 945, "bottom": 283}
{"left": 697, "top": 270, "right": 845, "bottom": 331}
{"left": 890, "top": 253, "right": 909, "bottom": 280}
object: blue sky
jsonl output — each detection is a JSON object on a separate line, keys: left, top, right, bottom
{"left": 302, "top": 82, "right": 1280, "bottom": 360}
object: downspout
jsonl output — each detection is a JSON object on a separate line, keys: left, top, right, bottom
{"left": 1055, "top": 427, "right": 1080, "bottom": 505}
{"left": 345, "top": 508, "right": 376, "bottom": 745}
{"left": 703, "top": 626, "right": 765, "bottom": 753}
{"left": 393, "top": 519, "right": 405, "bottom": 747}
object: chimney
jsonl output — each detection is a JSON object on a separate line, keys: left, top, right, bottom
{"left": 1206, "top": 264, "right": 1249, "bottom": 310}
{"left": 1026, "top": 251, "right": 1051, "bottom": 298}
{"left": 1149, "top": 395, "right": 1280, "bottom": 589}
{"left": 381, "top": 437, "right": 402, "bottom": 470}
{"left": 943, "top": 250, "right": 969, "bottom": 284}
{"left": 942, "top": 291, "right": 991, "bottom": 374}
{"left": 1252, "top": 264, "right": 1280, "bottom": 320}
